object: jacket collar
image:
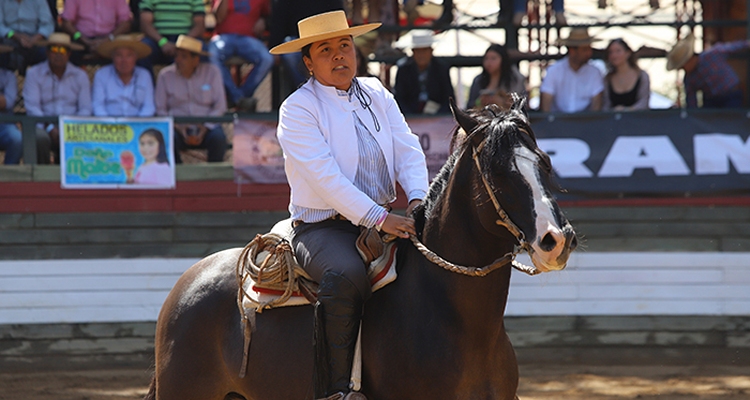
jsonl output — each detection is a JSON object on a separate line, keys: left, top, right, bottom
{"left": 309, "top": 78, "right": 357, "bottom": 111}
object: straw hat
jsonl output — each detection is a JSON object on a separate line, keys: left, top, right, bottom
{"left": 407, "top": 30, "right": 437, "bottom": 49}
{"left": 175, "top": 35, "right": 208, "bottom": 56}
{"left": 269, "top": 10, "right": 381, "bottom": 55}
{"left": 666, "top": 33, "right": 695, "bottom": 71}
{"left": 555, "top": 28, "right": 600, "bottom": 47}
{"left": 38, "top": 32, "right": 85, "bottom": 51}
{"left": 97, "top": 34, "right": 152, "bottom": 59}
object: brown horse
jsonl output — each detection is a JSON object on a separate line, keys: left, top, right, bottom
{"left": 144, "top": 98, "right": 577, "bottom": 400}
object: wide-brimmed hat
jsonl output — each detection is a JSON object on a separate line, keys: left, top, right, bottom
{"left": 555, "top": 28, "right": 600, "bottom": 47}
{"left": 666, "top": 32, "right": 695, "bottom": 71}
{"left": 407, "top": 30, "right": 437, "bottom": 49}
{"left": 269, "top": 10, "right": 381, "bottom": 55}
{"left": 175, "top": 35, "right": 208, "bottom": 56}
{"left": 97, "top": 34, "right": 152, "bottom": 59}
{"left": 38, "top": 32, "right": 85, "bottom": 51}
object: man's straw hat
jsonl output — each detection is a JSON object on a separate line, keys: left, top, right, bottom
{"left": 666, "top": 33, "right": 695, "bottom": 71}
{"left": 407, "top": 30, "right": 437, "bottom": 49}
{"left": 38, "top": 32, "right": 85, "bottom": 51}
{"left": 175, "top": 35, "right": 208, "bottom": 56}
{"left": 97, "top": 34, "right": 152, "bottom": 59}
{"left": 555, "top": 28, "right": 600, "bottom": 47}
{"left": 269, "top": 10, "right": 381, "bottom": 55}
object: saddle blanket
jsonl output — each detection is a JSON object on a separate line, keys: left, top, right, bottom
{"left": 242, "top": 219, "right": 398, "bottom": 311}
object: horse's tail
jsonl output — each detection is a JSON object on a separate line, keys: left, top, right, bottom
{"left": 143, "top": 374, "right": 156, "bottom": 400}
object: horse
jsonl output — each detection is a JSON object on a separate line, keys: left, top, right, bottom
{"left": 144, "top": 97, "right": 577, "bottom": 400}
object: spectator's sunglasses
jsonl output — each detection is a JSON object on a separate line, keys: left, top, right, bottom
{"left": 49, "top": 45, "right": 69, "bottom": 54}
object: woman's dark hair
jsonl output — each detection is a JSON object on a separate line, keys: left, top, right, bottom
{"left": 606, "top": 38, "right": 640, "bottom": 77}
{"left": 140, "top": 129, "right": 169, "bottom": 164}
{"left": 478, "top": 44, "right": 512, "bottom": 91}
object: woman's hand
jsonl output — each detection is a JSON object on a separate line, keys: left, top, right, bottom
{"left": 380, "top": 213, "right": 416, "bottom": 239}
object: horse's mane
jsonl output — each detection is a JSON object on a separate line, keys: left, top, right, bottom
{"left": 413, "top": 99, "right": 554, "bottom": 234}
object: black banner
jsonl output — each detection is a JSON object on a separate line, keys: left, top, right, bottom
{"left": 529, "top": 110, "right": 750, "bottom": 198}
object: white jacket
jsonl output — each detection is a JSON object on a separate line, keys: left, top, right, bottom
{"left": 277, "top": 77, "right": 429, "bottom": 223}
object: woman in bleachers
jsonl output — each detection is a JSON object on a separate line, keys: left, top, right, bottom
{"left": 466, "top": 43, "right": 526, "bottom": 111}
{"left": 602, "top": 38, "right": 650, "bottom": 111}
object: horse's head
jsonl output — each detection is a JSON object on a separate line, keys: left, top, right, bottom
{"left": 448, "top": 97, "right": 577, "bottom": 272}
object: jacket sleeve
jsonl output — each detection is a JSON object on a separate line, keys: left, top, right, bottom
{"left": 278, "top": 95, "right": 379, "bottom": 223}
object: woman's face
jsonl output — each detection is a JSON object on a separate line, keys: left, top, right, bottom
{"left": 139, "top": 134, "right": 160, "bottom": 162}
{"left": 303, "top": 35, "right": 357, "bottom": 91}
{"left": 607, "top": 42, "right": 630, "bottom": 68}
{"left": 483, "top": 50, "right": 502, "bottom": 75}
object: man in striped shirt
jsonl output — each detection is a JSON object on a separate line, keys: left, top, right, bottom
{"left": 137, "top": 0, "right": 206, "bottom": 79}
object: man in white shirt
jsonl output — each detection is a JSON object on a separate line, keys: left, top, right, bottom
{"left": 540, "top": 28, "right": 604, "bottom": 113}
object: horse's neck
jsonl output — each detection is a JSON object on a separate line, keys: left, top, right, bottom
{"left": 415, "top": 156, "right": 514, "bottom": 322}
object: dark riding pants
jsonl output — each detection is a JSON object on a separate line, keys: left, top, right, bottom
{"left": 291, "top": 219, "right": 372, "bottom": 301}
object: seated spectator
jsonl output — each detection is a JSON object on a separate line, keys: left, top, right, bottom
{"left": 138, "top": 0, "right": 206, "bottom": 79}
{"left": 92, "top": 34, "right": 155, "bottom": 117}
{"left": 60, "top": 0, "right": 133, "bottom": 65}
{"left": 667, "top": 33, "right": 750, "bottom": 109}
{"left": 540, "top": 28, "right": 603, "bottom": 113}
{"left": 24, "top": 33, "right": 91, "bottom": 164}
{"left": 394, "top": 30, "right": 454, "bottom": 114}
{"left": 208, "top": 0, "right": 273, "bottom": 112}
{"left": 466, "top": 43, "right": 526, "bottom": 111}
{"left": 0, "top": 44, "right": 21, "bottom": 164}
{"left": 603, "top": 38, "right": 650, "bottom": 111}
{"left": 155, "top": 35, "right": 227, "bottom": 163}
{"left": 0, "top": 0, "right": 54, "bottom": 73}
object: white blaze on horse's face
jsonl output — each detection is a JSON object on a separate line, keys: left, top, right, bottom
{"left": 513, "top": 145, "right": 568, "bottom": 272}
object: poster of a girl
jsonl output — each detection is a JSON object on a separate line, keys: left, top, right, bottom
{"left": 132, "top": 128, "right": 172, "bottom": 186}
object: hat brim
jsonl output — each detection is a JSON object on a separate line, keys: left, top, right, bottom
{"left": 666, "top": 36, "right": 695, "bottom": 71}
{"left": 555, "top": 38, "right": 601, "bottom": 47}
{"left": 37, "top": 40, "right": 85, "bottom": 51}
{"left": 97, "top": 41, "right": 152, "bottom": 59}
{"left": 269, "top": 23, "right": 381, "bottom": 55}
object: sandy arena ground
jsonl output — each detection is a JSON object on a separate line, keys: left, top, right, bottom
{"left": 1, "top": 352, "right": 748, "bottom": 400}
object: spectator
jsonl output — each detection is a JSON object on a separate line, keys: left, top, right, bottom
{"left": 208, "top": 0, "right": 273, "bottom": 112}
{"left": 137, "top": 0, "right": 206, "bottom": 78}
{"left": 667, "top": 32, "right": 750, "bottom": 109}
{"left": 24, "top": 33, "right": 92, "bottom": 164}
{"left": 92, "top": 34, "right": 155, "bottom": 117}
{"left": 0, "top": 0, "right": 54, "bottom": 73}
{"left": 155, "top": 35, "right": 227, "bottom": 163}
{"left": 512, "top": 0, "right": 565, "bottom": 26}
{"left": 466, "top": 43, "right": 526, "bottom": 110}
{"left": 60, "top": 0, "right": 133, "bottom": 65}
{"left": 0, "top": 44, "right": 21, "bottom": 164}
{"left": 394, "top": 30, "right": 454, "bottom": 114}
{"left": 603, "top": 38, "right": 650, "bottom": 111}
{"left": 540, "top": 28, "right": 603, "bottom": 113}
{"left": 268, "top": 0, "right": 344, "bottom": 91}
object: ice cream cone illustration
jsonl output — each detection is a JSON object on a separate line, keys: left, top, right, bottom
{"left": 120, "top": 150, "right": 135, "bottom": 182}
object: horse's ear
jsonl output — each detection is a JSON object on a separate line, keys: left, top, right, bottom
{"left": 449, "top": 98, "right": 479, "bottom": 135}
{"left": 510, "top": 93, "right": 528, "bottom": 117}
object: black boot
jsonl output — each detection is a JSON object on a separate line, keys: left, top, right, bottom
{"left": 313, "top": 271, "right": 364, "bottom": 399}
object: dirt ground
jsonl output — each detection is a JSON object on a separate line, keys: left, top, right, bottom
{"left": 0, "top": 353, "right": 749, "bottom": 400}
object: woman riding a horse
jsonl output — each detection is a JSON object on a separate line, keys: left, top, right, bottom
{"left": 269, "top": 11, "right": 430, "bottom": 400}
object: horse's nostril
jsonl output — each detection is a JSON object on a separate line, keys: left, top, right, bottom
{"left": 569, "top": 234, "right": 579, "bottom": 250}
{"left": 539, "top": 232, "right": 557, "bottom": 252}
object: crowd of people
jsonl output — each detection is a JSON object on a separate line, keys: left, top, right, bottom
{"left": 0, "top": 0, "right": 748, "bottom": 166}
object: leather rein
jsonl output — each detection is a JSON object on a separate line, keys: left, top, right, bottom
{"left": 409, "top": 128, "right": 540, "bottom": 277}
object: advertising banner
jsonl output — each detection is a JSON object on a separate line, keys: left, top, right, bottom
{"left": 60, "top": 117, "right": 175, "bottom": 189}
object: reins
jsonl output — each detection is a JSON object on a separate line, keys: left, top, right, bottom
{"left": 408, "top": 126, "right": 540, "bottom": 277}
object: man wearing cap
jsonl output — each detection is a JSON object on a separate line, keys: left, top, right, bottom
{"left": 155, "top": 35, "right": 227, "bottom": 163}
{"left": 0, "top": 44, "right": 21, "bottom": 164}
{"left": 208, "top": 0, "right": 273, "bottom": 112}
{"left": 24, "top": 33, "right": 91, "bottom": 164}
{"left": 667, "top": 33, "right": 750, "bottom": 108}
{"left": 137, "top": 0, "right": 206, "bottom": 78}
{"left": 393, "top": 30, "right": 454, "bottom": 115}
{"left": 60, "top": 0, "right": 133, "bottom": 65}
{"left": 92, "top": 35, "right": 155, "bottom": 117}
{"left": 0, "top": 0, "right": 54, "bottom": 73}
{"left": 540, "top": 28, "right": 604, "bottom": 113}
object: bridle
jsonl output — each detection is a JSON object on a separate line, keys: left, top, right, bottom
{"left": 409, "top": 125, "right": 540, "bottom": 277}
